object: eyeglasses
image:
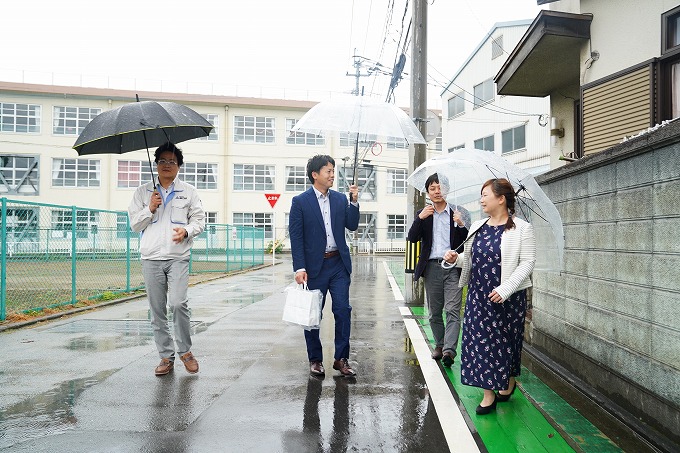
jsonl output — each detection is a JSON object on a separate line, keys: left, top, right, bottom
{"left": 157, "top": 159, "right": 178, "bottom": 166}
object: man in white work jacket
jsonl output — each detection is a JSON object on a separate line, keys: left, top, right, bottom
{"left": 128, "top": 142, "right": 206, "bottom": 376}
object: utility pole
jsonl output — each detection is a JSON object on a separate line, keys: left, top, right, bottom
{"left": 406, "top": 0, "right": 427, "bottom": 305}
{"left": 346, "top": 51, "right": 372, "bottom": 96}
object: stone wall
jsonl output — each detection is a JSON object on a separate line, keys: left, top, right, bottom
{"left": 531, "top": 119, "right": 680, "bottom": 446}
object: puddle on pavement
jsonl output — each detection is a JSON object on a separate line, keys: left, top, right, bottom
{"left": 0, "top": 369, "right": 116, "bottom": 449}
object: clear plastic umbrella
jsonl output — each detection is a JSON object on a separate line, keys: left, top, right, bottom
{"left": 292, "top": 95, "right": 426, "bottom": 199}
{"left": 407, "top": 149, "right": 564, "bottom": 272}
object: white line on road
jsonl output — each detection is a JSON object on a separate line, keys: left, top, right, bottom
{"left": 383, "top": 260, "right": 480, "bottom": 453}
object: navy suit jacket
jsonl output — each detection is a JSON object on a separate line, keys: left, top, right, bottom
{"left": 289, "top": 187, "right": 359, "bottom": 278}
{"left": 406, "top": 207, "right": 468, "bottom": 281}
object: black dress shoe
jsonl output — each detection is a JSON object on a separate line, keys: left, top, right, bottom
{"left": 310, "top": 361, "right": 325, "bottom": 376}
{"left": 497, "top": 381, "right": 516, "bottom": 402}
{"left": 431, "top": 346, "right": 443, "bottom": 360}
{"left": 441, "top": 351, "right": 454, "bottom": 368}
{"left": 333, "top": 358, "right": 356, "bottom": 377}
{"left": 475, "top": 395, "right": 497, "bottom": 415}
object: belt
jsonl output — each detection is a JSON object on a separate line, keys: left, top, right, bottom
{"left": 324, "top": 250, "right": 340, "bottom": 259}
{"left": 428, "top": 258, "right": 444, "bottom": 264}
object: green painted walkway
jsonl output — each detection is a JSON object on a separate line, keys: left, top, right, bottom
{"left": 385, "top": 259, "right": 622, "bottom": 453}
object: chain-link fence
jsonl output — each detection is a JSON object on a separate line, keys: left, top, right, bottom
{"left": 0, "top": 198, "right": 264, "bottom": 320}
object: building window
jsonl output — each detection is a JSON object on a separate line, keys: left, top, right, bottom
{"left": 473, "top": 79, "right": 494, "bottom": 108}
{"left": 53, "top": 106, "right": 100, "bottom": 135}
{"left": 180, "top": 162, "right": 217, "bottom": 189}
{"left": 233, "top": 164, "right": 275, "bottom": 191}
{"left": 387, "top": 169, "right": 407, "bottom": 194}
{"left": 0, "top": 103, "right": 41, "bottom": 133}
{"left": 339, "top": 165, "right": 376, "bottom": 201}
{"left": 447, "top": 92, "right": 465, "bottom": 117}
{"left": 340, "top": 132, "right": 377, "bottom": 147}
{"left": 434, "top": 131, "right": 443, "bottom": 151}
{"left": 501, "top": 125, "right": 526, "bottom": 153}
{"left": 51, "top": 209, "right": 98, "bottom": 239}
{"left": 233, "top": 212, "right": 273, "bottom": 240}
{"left": 285, "top": 165, "right": 310, "bottom": 192}
{"left": 5, "top": 208, "right": 39, "bottom": 245}
{"left": 474, "top": 135, "right": 494, "bottom": 152}
{"left": 205, "top": 212, "right": 218, "bottom": 224}
{"left": 117, "top": 160, "right": 153, "bottom": 188}
{"left": 386, "top": 137, "right": 408, "bottom": 149}
{"left": 448, "top": 144, "right": 465, "bottom": 153}
{"left": 234, "top": 116, "right": 275, "bottom": 143}
{"left": 0, "top": 155, "right": 39, "bottom": 195}
{"left": 661, "top": 6, "right": 680, "bottom": 120}
{"left": 285, "top": 119, "right": 325, "bottom": 145}
{"left": 198, "top": 114, "right": 219, "bottom": 141}
{"left": 387, "top": 214, "right": 406, "bottom": 239}
{"left": 491, "top": 35, "right": 504, "bottom": 59}
{"left": 52, "top": 158, "right": 100, "bottom": 188}
{"left": 355, "top": 213, "right": 376, "bottom": 241}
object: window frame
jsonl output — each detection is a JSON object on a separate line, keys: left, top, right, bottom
{"left": 473, "top": 79, "right": 495, "bottom": 109}
{"left": 386, "top": 168, "right": 408, "bottom": 194}
{"left": 233, "top": 163, "right": 275, "bottom": 191}
{"left": 501, "top": 125, "right": 526, "bottom": 154}
{"left": 52, "top": 158, "right": 101, "bottom": 188}
{"left": 447, "top": 92, "right": 465, "bottom": 118}
{"left": 386, "top": 214, "right": 406, "bottom": 239}
{"left": 197, "top": 113, "right": 219, "bottom": 141}
{"left": 0, "top": 154, "right": 40, "bottom": 195}
{"left": 0, "top": 102, "right": 41, "bottom": 133}
{"left": 232, "top": 212, "right": 273, "bottom": 240}
{"left": 285, "top": 118, "right": 325, "bottom": 146}
{"left": 233, "top": 115, "right": 275, "bottom": 144}
{"left": 473, "top": 135, "right": 494, "bottom": 152}
{"left": 180, "top": 162, "right": 218, "bottom": 190}
{"left": 53, "top": 106, "right": 101, "bottom": 136}
{"left": 285, "top": 165, "right": 310, "bottom": 192}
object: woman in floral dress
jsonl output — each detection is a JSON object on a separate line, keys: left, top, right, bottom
{"left": 444, "top": 178, "right": 536, "bottom": 415}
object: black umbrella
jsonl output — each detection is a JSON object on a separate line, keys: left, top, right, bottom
{"left": 72, "top": 96, "right": 213, "bottom": 185}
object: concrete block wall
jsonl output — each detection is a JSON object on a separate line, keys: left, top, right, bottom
{"left": 531, "top": 121, "right": 680, "bottom": 445}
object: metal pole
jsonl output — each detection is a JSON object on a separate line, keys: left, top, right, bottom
{"left": 406, "top": 0, "right": 428, "bottom": 305}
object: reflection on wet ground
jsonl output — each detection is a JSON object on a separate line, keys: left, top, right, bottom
{"left": 0, "top": 257, "right": 450, "bottom": 452}
{"left": 0, "top": 370, "right": 116, "bottom": 449}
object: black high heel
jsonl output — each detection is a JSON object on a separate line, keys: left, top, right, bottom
{"left": 496, "top": 381, "right": 516, "bottom": 402}
{"left": 475, "top": 394, "right": 497, "bottom": 415}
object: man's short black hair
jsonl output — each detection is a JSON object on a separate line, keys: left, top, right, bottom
{"left": 425, "top": 172, "right": 449, "bottom": 191}
{"left": 306, "top": 154, "right": 335, "bottom": 183}
{"left": 154, "top": 142, "right": 184, "bottom": 167}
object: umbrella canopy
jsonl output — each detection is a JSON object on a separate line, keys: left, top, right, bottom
{"left": 407, "top": 149, "right": 564, "bottom": 272}
{"left": 73, "top": 100, "right": 213, "bottom": 155}
{"left": 291, "top": 95, "right": 427, "bottom": 145}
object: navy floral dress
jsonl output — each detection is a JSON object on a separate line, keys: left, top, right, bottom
{"left": 460, "top": 223, "right": 526, "bottom": 390}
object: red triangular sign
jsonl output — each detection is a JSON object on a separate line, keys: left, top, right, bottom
{"left": 265, "top": 193, "right": 280, "bottom": 208}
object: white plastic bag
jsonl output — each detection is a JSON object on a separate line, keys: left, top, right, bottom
{"left": 282, "top": 282, "right": 323, "bottom": 330}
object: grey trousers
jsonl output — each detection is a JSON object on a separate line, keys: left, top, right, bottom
{"left": 423, "top": 260, "right": 463, "bottom": 355}
{"left": 141, "top": 258, "right": 192, "bottom": 360}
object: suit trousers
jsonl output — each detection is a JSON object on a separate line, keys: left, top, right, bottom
{"left": 304, "top": 254, "right": 352, "bottom": 362}
{"left": 423, "top": 260, "right": 463, "bottom": 355}
{"left": 141, "top": 258, "right": 192, "bottom": 360}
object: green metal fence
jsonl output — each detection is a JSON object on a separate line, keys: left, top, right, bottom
{"left": 0, "top": 198, "right": 265, "bottom": 320}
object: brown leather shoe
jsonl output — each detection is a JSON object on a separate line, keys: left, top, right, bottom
{"left": 431, "top": 346, "right": 443, "bottom": 360}
{"left": 180, "top": 351, "right": 199, "bottom": 374}
{"left": 155, "top": 358, "right": 174, "bottom": 376}
{"left": 333, "top": 358, "right": 356, "bottom": 377}
{"left": 310, "top": 361, "right": 325, "bottom": 376}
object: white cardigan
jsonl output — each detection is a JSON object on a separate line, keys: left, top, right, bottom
{"left": 455, "top": 217, "right": 536, "bottom": 302}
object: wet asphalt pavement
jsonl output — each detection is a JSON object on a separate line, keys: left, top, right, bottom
{"left": 0, "top": 256, "right": 452, "bottom": 452}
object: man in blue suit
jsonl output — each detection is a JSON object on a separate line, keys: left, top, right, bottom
{"left": 289, "top": 154, "right": 360, "bottom": 377}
